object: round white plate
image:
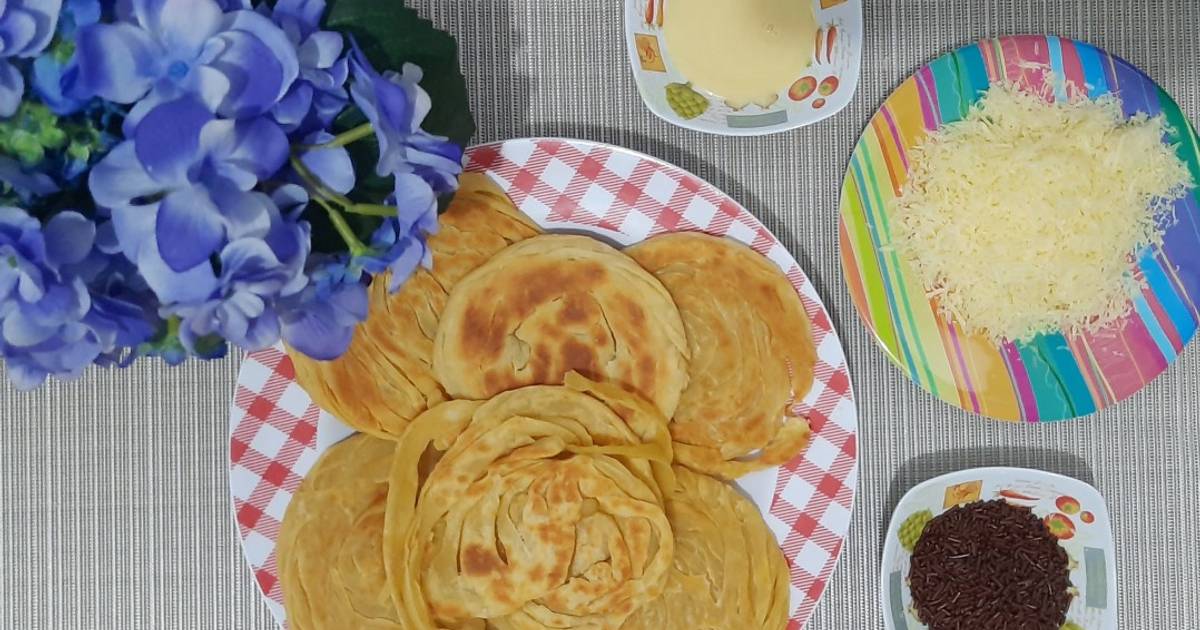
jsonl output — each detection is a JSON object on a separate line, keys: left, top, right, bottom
{"left": 229, "top": 138, "right": 859, "bottom": 628}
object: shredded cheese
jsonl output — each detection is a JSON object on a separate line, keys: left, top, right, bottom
{"left": 893, "top": 84, "right": 1194, "bottom": 342}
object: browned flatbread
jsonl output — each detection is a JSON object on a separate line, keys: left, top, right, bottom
{"left": 288, "top": 174, "right": 541, "bottom": 438}
{"left": 627, "top": 232, "right": 814, "bottom": 478}
{"left": 433, "top": 234, "right": 691, "bottom": 418}
{"left": 277, "top": 434, "right": 401, "bottom": 629}
{"left": 620, "top": 466, "right": 790, "bottom": 630}
{"left": 385, "top": 373, "right": 675, "bottom": 630}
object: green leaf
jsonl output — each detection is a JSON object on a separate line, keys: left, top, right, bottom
{"left": 326, "top": 0, "right": 475, "bottom": 147}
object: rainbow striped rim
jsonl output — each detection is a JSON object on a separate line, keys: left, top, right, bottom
{"left": 838, "top": 35, "right": 1200, "bottom": 422}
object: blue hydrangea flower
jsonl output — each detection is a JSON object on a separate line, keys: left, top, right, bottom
{"left": 347, "top": 41, "right": 463, "bottom": 190}
{"left": 355, "top": 171, "right": 439, "bottom": 292}
{"left": 31, "top": 0, "right": 102, "bottom": 115}
{"left": 68, "top": 0, "right": 299, "bottom": 131}
{"left": 278, "top": 254, "right": 367, "bottom": 360}
{"left": 0, "top": 0, "right": 63, "bottom": 116}
{"left": 163, "top": 209, "right": 310, "bottom": 354}
{"left": 0, "top": 206, "right": 114, "bottom": 389}
{"left": 265, "top": 0, "right": 348, "bottom": 137}
{"left": 88, "top": 96, "right": 289, "bottom": 304}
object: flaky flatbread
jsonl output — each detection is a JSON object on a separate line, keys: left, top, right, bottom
{"left": 289, "top": 174, "right": 541, "bottom": 438}
{"left": 277, "top": 434, "right": 401, "bottom": 629}
{"left": 385, "top": 373, "right": 675, "bottom": 630}
{"left": 621, "top": 466, "right": 790, "bottom": 630}
{"left": 627, "top": 232, "right": 814, "bottom": 478}
{"left": 434, "top": 234, "right": 690, "bottom": 418}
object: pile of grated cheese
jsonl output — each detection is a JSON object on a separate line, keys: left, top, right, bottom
{"left": 893, "top": 83, "right": 1194, "bottom": 343}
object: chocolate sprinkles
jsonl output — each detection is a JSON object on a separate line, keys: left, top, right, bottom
{"left": 908, "top": 499, "right": 1072, "bottom": 629}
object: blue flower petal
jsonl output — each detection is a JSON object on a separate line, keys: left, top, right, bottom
{"left": 133, "top": 0, "right": 223, "bottom": 58}
{"left": 0, "top": 9, "right": 40, "bottom": 54}
{"left": 5, "top": 359, "right": 49, "bottom": 390}
{"left": 206, "top": 30, "right": 284, "bottom": 118}
{"left": 280, "top": 283, "right": 366, "bottom": 360}
{"left": 71, "top": 22, "right": 161, "bottom": 103}
{"left": 391, "top": 173, "right": 438, "bottom": 234}
{"left": 155, "top": 187, "right": 224, "bottom": 271}
{"left": 385, "top": 235, "right": 426, "bottom": 292}
{"left": 0, "top": 60, "right": 24, "bottom": 117}
{"left": 208, "top": 186, "right": 273, "bottom": 241}
{"left": 88, "top": 142, "right": 163, "bottom": 216}
{"left": 209, "top": 11, "right": 298, "bottom": 118}
{"left": 134, "top": 240, "right": 217, "bottom": 304}
{"left": 133, "top": 97, "right": 212, "bottom": 183}
{"left": 108, "top": 203, "right": 157, "bottom": 262}
{"left": 0, "top": 155, "right": 59, "bottom": 196}
{"left": 272, "top": 81, "right": 312, "bottom": 129}
{"left": 3, "top": 307, "right": 60, "bottom": 347}
{"left": 240, "top": 310, "right": 281, "bottom": 350}
{"left": 218, "top": 237, "right": 279, "bottom": 278}
{"left": 300, "top": 30, "right": 341, "bottom": 69}
{"left": 180, "top": 64, "right": 232, "bottom": 113}
{"left": 10, "top": 0, "right": 65, "bottom": 55}
{"left": 300, "top": 132, "right": 355, "bottom": 194}
{"left": 273, "top": 0, "right": 324, "bottom": 33}
{"left": 200, "top": 116, "right": 289, "bottom": 185}
{"left": 43, "top": 211, "right": 96, "bottom": 268}
{"left": 31, "top": 54, "right": 87, "bottom": 116}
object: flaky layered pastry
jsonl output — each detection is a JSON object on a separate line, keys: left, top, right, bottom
{"left": 384, "top": 373, "right": 676, "bottom": 630}
{"left": 627, "top": 232, "right": 814, "bottom": 478}
{"left": 434, "top": 234, "right": 690, "bottom": 418}
{"left": 620, "top": 466, "right": 790, "bottom": 630}
{"left": 277, "top": 434, "right": 402, "bottom": 629}
{"left": 289, "top": 174, "right": 541, "bottom": 438}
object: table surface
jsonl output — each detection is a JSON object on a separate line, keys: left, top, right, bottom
{"left": 4, "top": 1, "right": 1199, "bottom": 628}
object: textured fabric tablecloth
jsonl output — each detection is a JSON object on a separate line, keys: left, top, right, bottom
{"left": 3, "top": 1, "right": 1199, "bottom": 628}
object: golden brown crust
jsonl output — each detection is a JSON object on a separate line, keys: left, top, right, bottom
{"left": 289, "top": 174, "right": 541, "bottom": 438}
{"left": 619, "top": 467, "right": 790, "bottom": 630}
{"left": 433, "top": 234, "right": 690, "bottom": 418}
{"left": 626, "top": 232, "right": 815, "bottom": 478}
{"left": 385, "top": 373, "right": 675, "bottom": 630}
{"left": 277, "top": 434, "right": 402, "bottom": 630}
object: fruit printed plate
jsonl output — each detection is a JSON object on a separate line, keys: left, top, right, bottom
{"left": 623, "top": 0, "right": 863, "bottom": 135}
{"left": 881, "top": 467, "right": 1117, "bottom": 630}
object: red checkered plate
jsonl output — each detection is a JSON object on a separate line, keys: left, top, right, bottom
{"left": 228, "top": 138, "right": 858, "bottom": 628}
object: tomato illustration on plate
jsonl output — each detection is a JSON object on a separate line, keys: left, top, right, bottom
{"left": 818, "top": 76, "right": 840, "bottom": 97}
{"left": 789, "top": 76, "right": 817, "bottom": 101}
{"left": 1044, "top": 513, "right": 1077, "bottom": 540}
{"left": 1080, "top": 511, "right": 1095, "bottom": 524}
{"left": 1056, "top": 495, "right": 1081, "bottom": 515}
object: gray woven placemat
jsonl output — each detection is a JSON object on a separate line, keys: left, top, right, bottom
{"left": 3, "top": 1, "right": 1198, "bottom": 628}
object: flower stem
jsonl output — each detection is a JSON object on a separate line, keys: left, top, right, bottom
{"left": 298, "top": 123, "right": 375, "bottom": 151}
{"left": 314, "top": 197, "right": 369, "bottom": 256}
{"left": 346, "top": 203, "right": 397, "bottom": 217}
{"left": 289, "top": 155, "right": 356, "bottom": 209}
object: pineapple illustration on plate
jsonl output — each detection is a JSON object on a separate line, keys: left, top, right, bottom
{"left": 666, "top": 82, "right": 709, "bottom": 119}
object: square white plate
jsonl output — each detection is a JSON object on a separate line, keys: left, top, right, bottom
{"left": 881, "top": 467, "right": 1117, "bottom": 629}
{"left": 623, "top": 0, "right": 863, "bottom": 135}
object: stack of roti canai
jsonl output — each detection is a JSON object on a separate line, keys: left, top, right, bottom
{"left": 280, "top": 176, "right": 815, "bottom": 629}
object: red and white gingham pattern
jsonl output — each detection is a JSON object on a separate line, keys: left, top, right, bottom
{"left": 229, "top": 139, "right": 858, "bottom": 629}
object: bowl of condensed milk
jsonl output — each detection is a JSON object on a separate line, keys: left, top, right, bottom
{"left": 624, "top": 0, "right": 862, "bottom": 135}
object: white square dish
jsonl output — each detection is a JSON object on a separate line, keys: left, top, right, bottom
{"left": 881, "top": 467, "right": 1117, "bottom": 629}
{"left": 623, "top": 0, "right": 863, "bottom": 135}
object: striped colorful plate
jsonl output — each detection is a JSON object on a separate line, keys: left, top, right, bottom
{"left": 839, "top": 35, "right": 1200, "bottom": 422}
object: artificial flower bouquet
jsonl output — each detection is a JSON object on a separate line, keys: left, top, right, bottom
{"left": 0, "top": 0, "right": 475, "bottom": 389}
